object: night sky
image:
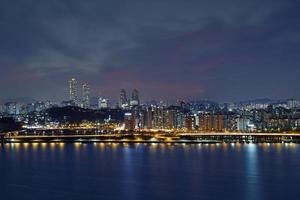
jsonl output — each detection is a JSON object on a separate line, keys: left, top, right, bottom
{"left": 0, "top": 0, "right": 299, "bottom": 102}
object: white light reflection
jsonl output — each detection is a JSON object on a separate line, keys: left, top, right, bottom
{"left": 245, "top": 143, "right": 261, "bottom": 200}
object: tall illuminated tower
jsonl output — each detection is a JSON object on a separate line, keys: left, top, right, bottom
{"left": 82, "top": 83, "right": 91, "bottom": 109}
{"left": 130, "top": 89, "right": 140, "bottom": 106}
{"left": 69, "top": 78, "right": 78, "bottom": 106}
{"left": 119, "top": 89, "right": 128, "bottom": 109}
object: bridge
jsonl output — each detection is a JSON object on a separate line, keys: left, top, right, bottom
{"left": 1, "top": 128, "right": 300, "bottom": 143}
{"left": 0, "top": 131, "right": 299, "bottom": 143}
{"left": 177, "top": 132, "right": 300, "bottom": 143}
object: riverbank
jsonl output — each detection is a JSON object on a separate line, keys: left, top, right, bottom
{"left": 2, "top": 133, "right": 300, "bottom": 144}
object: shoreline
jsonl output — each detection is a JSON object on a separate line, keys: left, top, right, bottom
{"left": 2, "top": 138, "right": 300, "bottom": 144}
{"left": 2, "top": 132, "right": 300, "bottom": 144}
{"left": 3, "top": 139, "right": 222, "bottom": 144}
{"left": 1, "top": 140, "right": 299, "bottom": 145}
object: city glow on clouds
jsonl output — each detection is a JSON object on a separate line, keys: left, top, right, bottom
{"left": 0, "top": 0, "right": 299, "bottom": 101}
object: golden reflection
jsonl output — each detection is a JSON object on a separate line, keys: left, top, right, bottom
{"left": 74, "top": 142, "right": 81, "bottom": 149}
{"left": 261, "top": 143, "right": 269, "bottom": 152}
{"left": 50, "top": 143, "right": 56, "bottom": 150}
{"left": 222, "top": 143, "right": 228, "bottom": 151}
{"left": 235, "top": 143, "right": 242, "bottom": 151}
{"left": 32, "top": 142, "right": 39, "bottom": 150}
{"left": 14, "top": 143, "right": 20, "bottom": 151}
{"left": 134, "top": 142, "right": 141, "bottom": 146}
{"left": 158, "top": 143, "right": 166, "bottom": 153}
{"left": 58, "top": 143, "right": 65, "bottom": 150}
{"left": 99, "top": 143, "right": 105, "bottom": 150}
{"left": 288, "top": 143, "right": 296, "bottom": 149}
{"left": 122, "top": 143, "right": 129, "bottom": 148}
{"left": 41, "top": 143, "right": 47, "bottom": 149}
{"left": 111, "top": 143, "right": 119, "bottom": 151}
{"left": 275, "top": 143, "right": 282, "bottom": 152}
{"left": 10, "top": 143, "right": 20, "bottom": 152}
{"left": 150, "top": 143, "right": 158, "bottom": 153}
{"left": 23, "top": 143, "right": 29, "bottom": 150}
{"left": 210, "top": 144, "right": 216, "bottom": 152}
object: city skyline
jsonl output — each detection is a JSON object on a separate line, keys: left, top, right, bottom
{"left": 0, "top": 1, "right": 299, "bottom": 101}
{"left": 1, "top": 2, "right": 300, "bottom": 200}
{"left": 0, "top": 76, "right": 299, "bottom": 105}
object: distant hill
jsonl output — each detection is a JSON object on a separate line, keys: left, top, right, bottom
{"left": 239, "top": 98, "right": 273, "bottom": 104}
{"left": 45, "top": 106, "right": 125, "bottom": 123}
{"left": 0, "top": 117, "right": 22, "bottom": 133}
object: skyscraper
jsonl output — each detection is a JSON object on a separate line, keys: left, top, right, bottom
{"left": 82, "top": 83, "right": 90, "bottom": 109}
{"left": 130, "top": 89, "right": 140, "bottom": 106}
{"left": 119, "top": 89, "right": 128, "bottom": 109}
{"left": 69, "top": 78, "right": 78, "bottom": 106}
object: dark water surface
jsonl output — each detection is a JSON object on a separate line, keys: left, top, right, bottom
{"left": 1, "top": 142, "right": 300, "bottom": 200}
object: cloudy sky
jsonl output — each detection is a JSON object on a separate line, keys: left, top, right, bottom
{"left": 0, "top": 0, "right": 299, "bottom": 102}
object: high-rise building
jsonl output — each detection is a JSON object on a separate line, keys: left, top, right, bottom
{"left": 69, "top": 78, "right": 78, "bottom": 106}
{"left": 4, "top": 102, "right": 17, "bottom": 116}
{"left": 146, "top": 107, "right": 153, "bottom": 129}
{"left": 130, "top": 89, "right": 140, "bottom": 106}
{"left": 153, "top": 106, "right": 164, "bottom": 129}
{"left": 82, "top": 83, "right": 91, "bottom": 109}
{"left": 167, "top": 109, "right": 176, "bottom": 129}
{"left": 98, "top": 98, "right": 109, "bottom": 109}
{"left": 185, "top": 115, "right": 195, "bottom": 131}
{"left": 199, "top": 114, "right": 213, "bottom": 131}
{"left": 212, "top": 115, "right": 225, "bottom": 132}
{"left": 236, "top": 117, "right": 250, "bottom": 132}
{"left": 124, "top": 113, "right": 135, "bottom": 131}
{"left": 199, "top": 114, "right": 225, "bottom": 132}
{"left": 119, "top": 89, "right": 128, "bottom": 109}
{"left": 287, "top": 99, "right": 300, "bottom": 109}
{"left": 176, "top": 112, "right": 186, "bottom": 129}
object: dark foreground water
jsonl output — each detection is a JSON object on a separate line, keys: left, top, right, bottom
{"left": 1, "top": 143, "right": 300, "bottom": 200}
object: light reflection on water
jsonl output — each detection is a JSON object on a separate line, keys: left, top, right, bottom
{"left": 3, "top": 142, "right": 299, "bottom": 151}
{"left": 1, "top": 143, "right": 300, "bottom": 200}
{"left": 3, "top": 142, "right": 299, "bottom": 155}
{"left": 245, "top": 143, "right": 260, "bottom": 200}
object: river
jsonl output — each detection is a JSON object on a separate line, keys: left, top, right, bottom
{"left": 1, "top": 142, "right": 300, "bottom": 200}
